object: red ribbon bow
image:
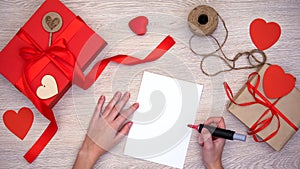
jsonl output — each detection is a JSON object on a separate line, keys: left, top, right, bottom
{"left": 224, "top": 72, "right": 298, "bottom": 142}
{"left": 20, "top": 39, "right": 73, "bottom": 63}
{"left": 19, "top": 30, "right": 75, "bottom": 81}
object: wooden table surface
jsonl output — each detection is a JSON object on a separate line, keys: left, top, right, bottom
{"left": 1, "top": 0, "right": 300, "bottom": 168}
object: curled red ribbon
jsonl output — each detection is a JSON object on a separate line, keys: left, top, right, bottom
{"left": 17, "top": 18, "right": 175, "bottom": 162}
{"left": 72, "top": 35, "right": 176, "bottom": 89}
{"left": 224, "top": 72, "right": 298, "bottom": 142}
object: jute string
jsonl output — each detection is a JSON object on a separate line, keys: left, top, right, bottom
{"left": 188, "top": 5, "right": 267, "bottom": 76}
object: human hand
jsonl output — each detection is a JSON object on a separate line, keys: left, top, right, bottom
{"left": 198, "top": 117, "right": 226, "bottom": 169}
{"left": 73, "top": 92, "right": 138, "bottom": 169}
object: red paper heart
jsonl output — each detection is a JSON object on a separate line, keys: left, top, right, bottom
{"left": 3, "top": 107, "right": 34, "bottom": 140}
{"left": 263, "top": 65, "right": 295, "bottom": 99}
{"left": 250, "top": 18, "right": 281, "bottom": 50}
{"left": 129, "top": 16, "right": 148, "bottom": 36}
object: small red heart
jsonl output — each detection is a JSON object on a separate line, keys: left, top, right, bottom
{"left": 263, "top": 65, "right": 295, "bottom": 99}
{"left": 129, "top": 16, "right": 148, "bottom": 36}
{"left": 250, "top": 18, "right": 281, "bottom": 50}
{"left": 3, "top": 107, "right": 34, "bottom": 140}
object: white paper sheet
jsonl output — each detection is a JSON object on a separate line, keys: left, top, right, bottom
{"left": 124, "top": 71, "right": 203, "bottom": 169}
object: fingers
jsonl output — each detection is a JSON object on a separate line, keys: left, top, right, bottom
{"left": 101, "top": 92, "right": 137, "bottom": 133}
{"left": 198, "top": 134, "right": 204, "bottom": 146}
{"left": 115, "top": 103, "right": 139, "bottom": 126}
{"left": 107, "top": 92, "right": 130, "bottom": 121}
{"left": 92, "top": 95, "right": 105, "bottom": 120}
{"left": 199, "top": 128, "right": 213, "bottom": 149}
{"left": 202, "top": 117, "right": 226, "bottom": 147}
{"left": 102, "top": 92, "right": 122, "bottom": 117}
{"left": 115, "top": 122, "right": 133, "bottom": 143}
{"left": 204, "top": 117, "right": 226, "bottom": 129}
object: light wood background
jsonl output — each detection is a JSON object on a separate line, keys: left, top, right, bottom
{"left": 1, "top": 0, "right": 300, "bottom": 168}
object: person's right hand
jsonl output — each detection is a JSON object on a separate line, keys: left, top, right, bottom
{"left": 198, "top": 117, "right": 226, "bottom": 169}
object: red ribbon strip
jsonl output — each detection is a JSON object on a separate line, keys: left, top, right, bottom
{"left": 224, "top": 72, "right": 298, "bottom": 142}
{"left": 18, "top": 29, "right": 75, "bottom": 163}
{"left": 22, "top": 73, "right": 58, "bottom": 163}
{"left": 72, "top": 35, "right": 176, "bottom": 89}
{"left": 17, "top": 22, "right": 175, "bottom": 162}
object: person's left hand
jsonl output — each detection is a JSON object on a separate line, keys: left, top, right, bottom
{"left": 73, "top": 92, "right": 139, "bottom": 169}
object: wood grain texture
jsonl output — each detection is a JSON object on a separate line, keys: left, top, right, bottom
{"left": 1, "top": 0, "right": 300, "bottom": 168}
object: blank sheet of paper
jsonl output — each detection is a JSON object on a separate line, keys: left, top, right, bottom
{"left": 124, "top": 71, "right": 203, "bottom": 169}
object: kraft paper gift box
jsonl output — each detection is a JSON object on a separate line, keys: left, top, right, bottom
{"left": 0, "top": 0, "right": 107, "bottom": 107}
{"left": 226, "top": 64, "right": 300, "bottom": 151}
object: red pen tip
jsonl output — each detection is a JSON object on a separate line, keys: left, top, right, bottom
{"left": 187, "top": 124, "right": 198, "bottom": 130}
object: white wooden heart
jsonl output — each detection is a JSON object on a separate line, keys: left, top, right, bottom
{"left": 36, "top": 75, "right": 58, "bottom": 100}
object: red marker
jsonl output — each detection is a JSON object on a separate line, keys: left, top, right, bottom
{"left": 187, "top": 124, "right": 246, "bottom": 141}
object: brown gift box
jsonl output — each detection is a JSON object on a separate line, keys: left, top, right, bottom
{"left": 227, "top": 64, "right": 300, "bottom": 151}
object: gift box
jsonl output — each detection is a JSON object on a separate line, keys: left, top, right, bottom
{"left": 225, "top": 64, "right": 300, "bottom": 151}
{"left": 0, "top": 0, "right": 107, "bottom": 163}
{"left": 0, "top": 0, "right": 107, "bottom": 107}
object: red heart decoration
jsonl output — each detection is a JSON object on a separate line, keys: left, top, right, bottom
{"left": 3, "top": 107, "right": 34, "bottom": 140}
{"left": 129, "top": 16, "right": 148, "bottom": 36}
{"left": 263, "top": 65, "right": 295, "bottom": 99}
{"left": 250, "top": 18, "right": 281, "bottom": 50}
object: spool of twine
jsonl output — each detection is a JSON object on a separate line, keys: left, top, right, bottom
{"left": 188, "top": 5, "right": 219, "bottom": 36}
{"left": 187, "top": 5, "right": 267, "bottom": 76}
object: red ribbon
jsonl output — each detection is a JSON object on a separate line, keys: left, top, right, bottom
{"left": 17, "top": 18, "right": 175, "bottom": 162}
{"left": 19, "top": 31, "right": 75, "bottom": 81}
{"left": 72, "top": 35, "right": 176, "bottom": 89}
{"left": 224, "top": 72, "right": 298, "bottom": 142}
